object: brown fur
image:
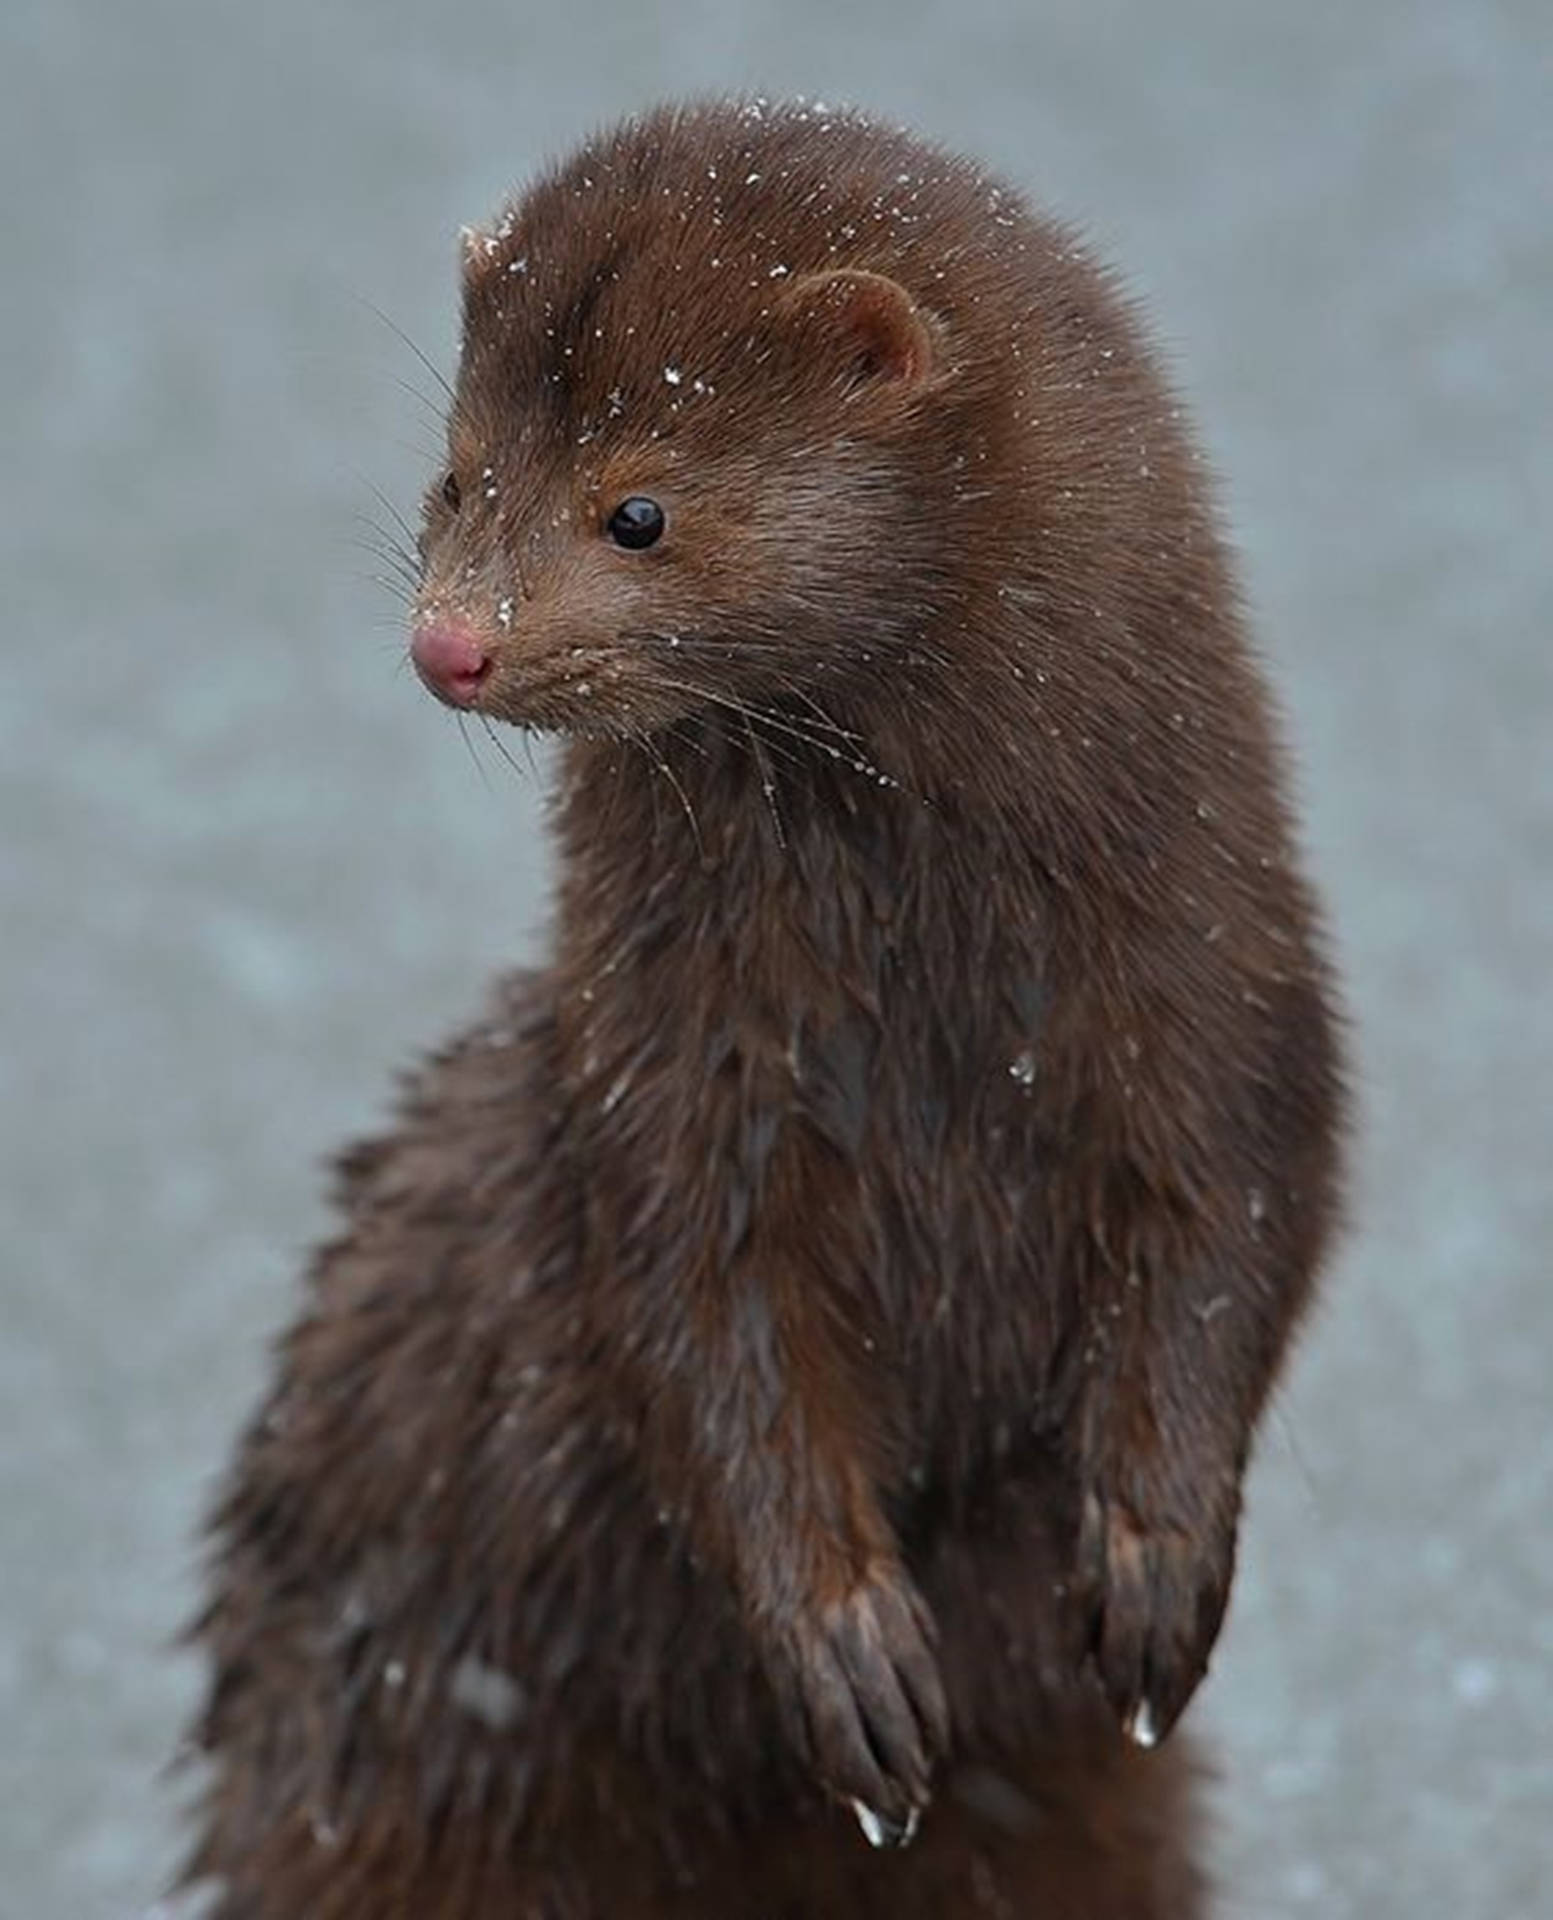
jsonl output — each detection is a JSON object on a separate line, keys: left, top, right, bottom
{"left": 184, "top": 99, "right": 1345, "bottom": 1916}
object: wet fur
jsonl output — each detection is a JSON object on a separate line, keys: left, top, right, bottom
{"left": 185, "top": 100, "right": 1344, "bottom": 1916}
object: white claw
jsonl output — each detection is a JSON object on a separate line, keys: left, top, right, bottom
{"left": 1127, "top": 1699, "right": 1160, "bottom": 1749}
{"left": 851, "top": 1799, "right": 921, "bottom": 1848}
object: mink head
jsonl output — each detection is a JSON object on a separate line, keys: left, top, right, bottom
{"left": 410, "top": 102, "right": 1013, "bottom": 738}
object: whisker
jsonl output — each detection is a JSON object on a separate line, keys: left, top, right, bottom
{"left": 393, "top": 435, "right": 450, "bottom": 468}
{"left": 784, "top": 683, "right": 859, "bottom": 741}
{"left": 738, "top": 700, "right": 908, "bottom": 796}
{"left": 352, "top": 506, "right": 420, "bottom": 562}
{"left": 385, "top": 374, "right": 453, "bottom": 436}
{"left": 477, "top": 712, "right": 535, "bottom": 788}
{"left": 629, "top": 723, "right": 704, "bottom": 859}
{"left": 637, "top": 669, "right": 909, "bottom": 797}
{"left": 455, "top": 714, "right": 495, "bottom": 793}
{"left": 352, "top": 294, "right": 458, "bottom": 409}
{"left": 675, "top": 693, "right": 809, "bottom": 767}
{"left": 351, "top": 559, "right": 418, "bottom": 601}
{"left": 349, "top": 532, "right": 420, "bottom": 588}
{"left": 353, "top": 570, "right": 415, "bottom": 605}
{"left": 589, "top": 735, "right": 635, "bottom": 842}
{"left": 634, "top": 728, "right": 664, "bottom": 842}
{"left": 742, "top": 711, "right": 786, "bottom": 849}
{"left": 357, "top": 477, "right": 424, "bottom": 558}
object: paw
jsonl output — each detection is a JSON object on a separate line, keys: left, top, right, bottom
{"left": 1076, "top": 1489, "right": 1237, "bottom": 1748}
{"left": 779, "top": 1566, "right": 948, "bottom": 1842}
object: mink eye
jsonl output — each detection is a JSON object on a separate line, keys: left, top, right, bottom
{"left": 440, "top": 471, "right": 462, "bottom": 512}
{"left": 607, "top": 497, "right": 665, "bottom": 550}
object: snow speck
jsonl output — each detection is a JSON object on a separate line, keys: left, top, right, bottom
{"left": 506, "top": 256, "right": 529, "bottom": 276}
{"left": 1009, "top": 1052, "right": 1037, "bottom": 1086}
{"left": 449, "top": 1656, "right": 528, "bottom": 1731}
{"left": 663, "top": 364, "right": 683, "bottom": 386}
{"left": 496, "top": 597, "right": 513, "bottom": 628}
{"left": 382, "top": 1658, "right": 407, "bottom": 1689}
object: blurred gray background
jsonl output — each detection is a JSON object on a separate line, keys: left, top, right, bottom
{"left": 2, "top": 1, "right": 1548, "bottom": 1914}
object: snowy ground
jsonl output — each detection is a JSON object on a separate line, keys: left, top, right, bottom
{"left": 3, "top": 2, "right": 1549, "bottom": 1914}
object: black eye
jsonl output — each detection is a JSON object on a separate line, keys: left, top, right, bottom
{"left": 607, "top": 496, "right": 665, "bottom": 549}
{"left": 441, "top": 471, "right": 462, "bottom": 512}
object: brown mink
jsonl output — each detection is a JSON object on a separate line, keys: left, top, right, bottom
{"left": 184, "top": 98, "right": 1344, "bottom": 1918}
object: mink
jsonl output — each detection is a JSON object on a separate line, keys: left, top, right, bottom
{"left": 183, "top": 98, "right": 1344, "bottom": 1918}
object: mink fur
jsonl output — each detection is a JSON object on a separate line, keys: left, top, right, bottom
{"left": 184, "top": 98, "right": 1345, "bottom": 1918}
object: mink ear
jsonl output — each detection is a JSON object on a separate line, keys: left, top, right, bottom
{"left": 777, "top": 269, "right": 938, "bottom": 391}
{"left": 459, "top": 223, "right": 500, "bottom": 288}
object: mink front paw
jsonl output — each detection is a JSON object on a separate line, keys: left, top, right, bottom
{"left": 778, "top": 1567, "right": 948, "bottom": 1844}
{"left": 1076, "top": 1488, "right": 1238, "bottom": 1748}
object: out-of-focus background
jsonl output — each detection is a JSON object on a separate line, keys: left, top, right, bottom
{"left": 3, "top": 1, "right": 1548, "bottom": 1914}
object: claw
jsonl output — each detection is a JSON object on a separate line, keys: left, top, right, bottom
{"left": 780, "top": 1566, "right": 947, "bottom": 1825}
{"left": 1077, "top": 1491, "right": 1236, "bottom": 1752}
{"left": 1125, "top": 1698, "right": 1160, "bottom": 1750}
{"left": 852, "top": 1799, "right": 921, "bottom": 1848}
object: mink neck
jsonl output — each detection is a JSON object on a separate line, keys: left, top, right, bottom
{"left": 550, "top": 715, "right": 1001, "bottom": 1047}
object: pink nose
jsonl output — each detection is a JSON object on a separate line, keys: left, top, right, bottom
{"left": 410, "top": 618, "right": 493, "bottom": 706}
